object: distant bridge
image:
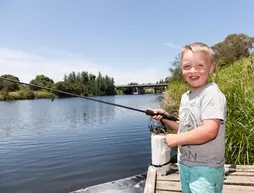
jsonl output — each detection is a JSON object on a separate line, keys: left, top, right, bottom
{"left": 115, "top": 83, "right": 168, "bottom": 88}
{"left": 115, "top": 83, "right": 168, "bottom": 94}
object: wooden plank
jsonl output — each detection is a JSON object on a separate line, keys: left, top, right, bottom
{"left": 162, "top": 164, "right": 254, "bottom": 173}
{"left": 225, "top": 164, "right": 254, "bottom": 172}
{"left": 157, "top": 173, "right": 254, "bottom": 186}
{"left": 156, "top": 180, "right": 181, "bottom": 192}
{"left": 156, "top": 190, "right": 180, "bottom": 193}
{"left": 157, "top": 174, "right": 179, "bottom": 181}
{"left": 222, "top": 185, "right": 254, "bottom": 193}
{"left": 224, "top": 175, "right": 254, "bottom": 186}
{"left": 157, "top": 172, "right": 254, "bottom": 179}
{"left": 156, "top": 181, "right": 254, "bottom": 193}
{"left": 225, "top": 171, "right": 254, "bottom": 176}
{"left": 162, "top": 171, "right": 254, "bottom": 176}
{"left": 144, "top": 166, "right": 157, "bottom": 193}
{"left": 165, "top": 164, "right": 254, "bottom": 172}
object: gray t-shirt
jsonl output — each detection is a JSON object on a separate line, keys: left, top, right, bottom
{"left": 177, "top": 83, "right": 227, "bottom": 168}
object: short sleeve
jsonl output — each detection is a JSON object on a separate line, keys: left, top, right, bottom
{"left": 201, "top": 88, "right": 226, "bottom": 121}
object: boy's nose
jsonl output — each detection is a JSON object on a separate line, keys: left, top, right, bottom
{"left": 189, "top": 66, "right": 197, "bottom": 72}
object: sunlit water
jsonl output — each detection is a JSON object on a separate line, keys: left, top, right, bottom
{"left": 0, "top": 94, "right": 163, "bottom": 193}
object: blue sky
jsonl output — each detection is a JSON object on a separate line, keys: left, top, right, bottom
{"left": 0, "top": 0, "right": 253, "bottom": 85}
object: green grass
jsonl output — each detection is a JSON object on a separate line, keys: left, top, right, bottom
{"left": 34, "top": 90, "right": 55, "bottom": 99}
{"left": 162, "top": 54, "right": 254, "bottom": 165}
{"left": 215, "top": 55, "right": 254, "bottom": 165}
{"left": 116, "top": 89, "right": 124, "bottom": 95}
{"left": 0, "top": 89, "right": 56, "bottom": 100}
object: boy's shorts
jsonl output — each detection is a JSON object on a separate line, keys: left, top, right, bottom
{"left": 178, "top": 162, "right": 225, "bottom": 193}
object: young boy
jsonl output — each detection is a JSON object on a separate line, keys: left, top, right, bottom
{"left": 150, "top": 42, "right": 227, "bottom": 193}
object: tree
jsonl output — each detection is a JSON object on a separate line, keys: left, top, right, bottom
{"left": 0, "top": 74, "right": 20, "bottom": 91}
{"left": 211, "top": 33, "right": 254, "bottom": 66}
{"left": 29, "top": 75, "right": 54, "bottom": 90}
{"left": 104, "top": 76, "right": 116, "bottom": 95}
{"left": 128, "top": 82, "right": 138, "bottom": 85}
{"left": 88, "top": 73, "right": 96, "bottom": 95}
{"left": 81, "top": 71, "right": 89, "bottom": 85}
{"left": 167, "top": 53, "right": 183, "bottom": 82}
{"left": 96, "top": 72, "right": 105, "bottom": 95}
{"left": 62, "top": 71, "right": 116, "bottom": 96}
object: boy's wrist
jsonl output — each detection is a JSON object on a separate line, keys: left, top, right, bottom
{"left": 176, "top": 134, "right": 185, "bottom": 145}
{"left": 165, "top": 133, "right": 183, "bottom": 147}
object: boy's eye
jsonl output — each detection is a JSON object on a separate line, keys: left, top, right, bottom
{"left": 183, "top": 65, "right": 191, "bottom": 69}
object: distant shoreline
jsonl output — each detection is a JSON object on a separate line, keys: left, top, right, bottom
{"left": 0, "top": 90, "right": 163, "bottom": 101}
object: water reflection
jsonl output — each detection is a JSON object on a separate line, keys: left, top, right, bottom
{"left": 0, "top": 96, "right": 118, "bottom": 140}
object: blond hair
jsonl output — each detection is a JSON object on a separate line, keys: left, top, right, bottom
{"left": 180, "top": 42, "right": 214, "bottom": 65}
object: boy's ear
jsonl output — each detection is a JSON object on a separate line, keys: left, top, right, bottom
{"left": 209, "top": 63, "right": 216, "bottom": 74}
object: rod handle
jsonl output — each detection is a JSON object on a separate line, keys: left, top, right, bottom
{"left": 145, "top": 109, "right": 179, "bottom": 122}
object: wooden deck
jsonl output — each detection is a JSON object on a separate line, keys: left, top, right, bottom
{"left": 144, "top": 163, "right": 254, "bottom": 193}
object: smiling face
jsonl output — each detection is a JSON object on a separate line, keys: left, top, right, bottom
{"left": 180, "top": 48, "right": 215, "bottom": 93}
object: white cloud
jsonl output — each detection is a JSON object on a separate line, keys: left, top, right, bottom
{"left": 164, "top": 42, "right": 182, "bottom": 49}
{"left": 0, "top": 47, "right": 168, "bottom": 85}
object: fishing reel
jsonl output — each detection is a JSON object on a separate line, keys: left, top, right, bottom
{"left": 148, "top": 117, "right": 168, "bottom": 134}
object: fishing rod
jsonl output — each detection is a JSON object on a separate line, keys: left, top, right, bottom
{"left": 0, "top": 77, "right": 179, "bottom": 121}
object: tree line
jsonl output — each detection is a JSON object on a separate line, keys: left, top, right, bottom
{"left": 0, "top": 71, "right": 116, "bottom": 100}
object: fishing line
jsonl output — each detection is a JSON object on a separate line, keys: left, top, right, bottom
{"left": 0, "top": 77, "right": 179, "bottom": 121}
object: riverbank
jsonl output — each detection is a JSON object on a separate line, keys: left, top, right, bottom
{"left": 0, "top": 90, "right": 55, "bottom": 101}
{"left": 0, "top": 88, "right": 163, "bottom": 101}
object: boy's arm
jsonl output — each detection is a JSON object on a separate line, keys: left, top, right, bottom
{"left": 176, "top": 119, "right": 220, "bottom": 145}
{"left": 161, "top": 119, "right": 179, "bottom": 131}
{"left": 173, "top": 89, "right": 226, "bottom": 146}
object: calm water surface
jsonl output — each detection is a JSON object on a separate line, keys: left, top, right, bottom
{"left": 0, "top": 94, "right": 162, "bottom": 193}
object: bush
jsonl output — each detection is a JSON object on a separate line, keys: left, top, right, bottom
{"left": 0, "top": 90, "right": 55, "bottom": 100}
{"left": 34, "top": 90, "right": 55, "bottom": 99}
{"left": 161, "top": 80, "right": 187, "bottom": 117}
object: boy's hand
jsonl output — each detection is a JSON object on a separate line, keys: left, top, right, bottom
{"left": 147, "top": 108, "right": 167, "bottom": 120}
{"left": 165, "top": 134, "right": 179, "bottom": 147}
{"left": 146, "top": 108, "right": 179, "bottom": 122}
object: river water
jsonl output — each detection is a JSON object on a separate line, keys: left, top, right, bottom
{"left": 0, "top": 94, "right": 163, "bottom": 193}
